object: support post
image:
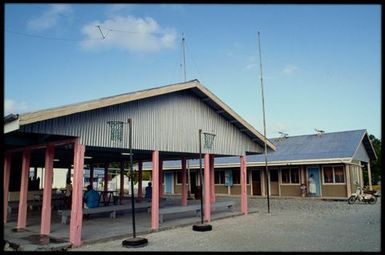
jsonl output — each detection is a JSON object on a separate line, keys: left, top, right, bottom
{"left": 367, "top": 162, "right": 373, "bottom": 190}
{"left": 181, "top": 158, "right": 187, "bottom": 206}
{"left": 120, "top": 160, "right": 125, "bottom": 204}
{"left": 104, "top": 162, "right": 109, "bottom": 192}
{"left": 138, "top": 160, "right": 143, "bottom": 201}
{"left": 240, "top": 155, "right": 248, "bottom": 215}
{"left": 345, "top": 164, "right": 352, "bottom": 197}
{"left": 151, "top": 151, "right": 159, "bottom": 230}
{"left": 34, "top": 167, "right": 38, "bottom": 180}
{"left": 69, "top": 140, "right": 85, "bottom": 247}
{"left": 90, "top": 163, "right": 94, "bottom": 189}
{"left": 40, "top": 144, "right": 55, "bottom": 235}
{"left": 260, "top": 170, "right": 266, "bottom": 196}
{"left": 159, "top": 159, "right": 163, "bottom": 198}
{"left": 209, "top": 155, "right": 215, "bottom": 203}
{"left": 17, "top": 148, "right": 31, "bottom": 230}
{"left": 103, "top": 162, "right": 109, "bottom": 204}
{"left": 204, "top": 153, "right": 211, "bottom": 222}
{"left": 300, "top": 165, "right": 305, "bottom": 184}
{"left": 3, "top": 153, "right": 11, "bottom": 224}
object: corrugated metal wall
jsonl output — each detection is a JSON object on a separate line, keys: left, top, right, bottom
{"left": 352, "top": 143, "right": 370, "bottom": 162}
{"left": 21, "top": 91, "right": 262, "bottom": 156}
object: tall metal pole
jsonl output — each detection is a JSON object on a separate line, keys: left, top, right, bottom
{"left": 182, "top": 33, "right": 187, "bottom": 82}
{"left": 128, "top": 118, "right": 136, "bottom": 237}
{"left": 257, "top": 31, "right": 270, "bottom": 213}
{"left": 122, "top": 118, "right": 148, "bottom": 247}
{"left": 198, "top": 129, "right": 204, "bottom": 224}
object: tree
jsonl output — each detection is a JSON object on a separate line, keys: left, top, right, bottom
{"left": 369, "top": 134, "right": 381, "bottom": 185}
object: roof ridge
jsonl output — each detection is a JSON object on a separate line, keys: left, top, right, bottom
{"left": 270, "top": 129, "right": 366, "bottom": 140}
{"left": 18, "top": 80, "right": 199, "bottom": 117}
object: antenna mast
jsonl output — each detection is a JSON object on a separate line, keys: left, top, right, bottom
{"left": 257, "top": 31, "right": 270, "bottom": 213}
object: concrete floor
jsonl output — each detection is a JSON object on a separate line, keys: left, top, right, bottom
{"left": 4, "top": 195, "right": 248, "bottom": 251}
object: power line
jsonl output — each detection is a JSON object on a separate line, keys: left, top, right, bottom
{"left": 5, "top": 29, "right": 103, "bottom": 42}
{"left": 102, "top": 26, "right": 172, "bottom": 36}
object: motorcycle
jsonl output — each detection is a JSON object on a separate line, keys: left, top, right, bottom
{"left": 348, "top": 186, "right": 377, "bottom": 204}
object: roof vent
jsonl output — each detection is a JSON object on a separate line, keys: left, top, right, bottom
{"left": 315, "top": 128, "right": 325, "bottom": 136}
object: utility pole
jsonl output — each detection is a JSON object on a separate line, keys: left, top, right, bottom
{"left": 257, "top": 31, "right": 270, "bottom": 213}
{"left": 182, "top": 33, "right": 187, "bottom": 81}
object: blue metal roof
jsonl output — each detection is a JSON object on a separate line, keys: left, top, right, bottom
{"left": 143, "top": 129, "right": 374, "bottom": 168}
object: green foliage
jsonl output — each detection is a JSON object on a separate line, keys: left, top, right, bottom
{"left": 369, "top": 134, "right": 381, "bottom": 185}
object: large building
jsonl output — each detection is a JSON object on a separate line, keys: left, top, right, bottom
{"left": 154, "top": 129, "right": 376, "bottom": 199}
{"left": 4, "top": 80, "right": 274, "bottom": 247}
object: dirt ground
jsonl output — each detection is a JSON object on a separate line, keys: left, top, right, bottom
{"left": 70, "top": 197, "right": 381, "bottom": 252}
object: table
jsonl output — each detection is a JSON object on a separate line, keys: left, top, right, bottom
{"left": 98, "top": 191, "right": 115, "bottom": 206}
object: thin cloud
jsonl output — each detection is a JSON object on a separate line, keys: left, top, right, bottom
{"left": 27, "top": 4, "right": 73, "bottom": 31}
{"left": 4, "top": 99, "right": 28, "bottom": 116}
{"left": 80, "top": 15, "right": 177, "bottom": 52}
{"left": 105, "top": 4, "right": 135, "bottom": 16}
{"left": 282, "top": 64, "right": 299, "bottom": 75}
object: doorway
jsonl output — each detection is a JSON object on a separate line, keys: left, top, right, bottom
{"left": 307, "top": 166, "right": 321, "bottom": 197}
{"left": 252, "top": 170, "right": 261, "bottom": 195}
{"left": 269, "top": 169, "right": 279, "bottom": 196}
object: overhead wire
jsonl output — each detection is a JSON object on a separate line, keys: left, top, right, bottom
{"left": 5, "top": 29, "right": 103, "bottom": 42}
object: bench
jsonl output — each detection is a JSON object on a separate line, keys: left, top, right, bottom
{"left": 7, "top": 200, "right": 43, "bottom": 214}
{"left": 58, "top": 203, "right": 151, "bottom": 224}
{"left": 158, "top": 201, "right": 235, "bottom": 224}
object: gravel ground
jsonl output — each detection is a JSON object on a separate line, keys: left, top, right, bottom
{"left": 70, "top": 198, "right": 381, "bottom": 252}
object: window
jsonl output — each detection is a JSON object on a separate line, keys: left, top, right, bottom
{"left": 290, "top": 169, "right": 299, "bottom": 183}
{"left": 323, "top": 165, "right": 345, "bottom": 184}
{"left": 232, "top": 170, "right": 240, "bottom": 184}
{"left": 323, "top": 167, "right": 333, "bottom": 183}
{"left": 214, "top": 170, "right": 225, "bottom": 184}
{"left": 281, "top": 168, "right": 299, "bottom": 184}
{"left": 282, "top": 170, "right": 290, "bottom": 183}
{"left": 334, "top": 166, "right": 345, "bottom": 183}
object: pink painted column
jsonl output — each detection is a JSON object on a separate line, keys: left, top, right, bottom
{"left": 204, "top": 153, "right": 211, "bottom": 222}
{"left": 210, "top": 155, "right": 216, "bottom": 203}
{"left": 181, "top": 158, "right": 187, "bottom": 206}
{"left": 69, "top": 141, "right": 85, "bottom": 247}
{"left": 159, "top": 159, "right": 163, "bottom": 198}
{"left": 3, "top": 153, "right": 11, "bottom": 224}
{"left": 120, "top": 160, "right": 124, "bottom": 205}
{"left": 103, "top": 162, "right": 109, "bottom": 202}
{"left": 89, "top": 163, "right": 94, "bottom": 189}
{"left": 151, "top": 151, "right": 160, "bottom": 230}
{"left": 17, "top": 148, "right": 31, "bottom": 229}
{"left": 137, "top": 160, "right": 143, "bottom": 201}
{"left": 40, "top": 144, "right": 55, "bottom": 235}
{"left": 104, "top": 162, "right": 109, "bottom": 192}
{"left": 240, "top": 155, "right": 248, "bottom": 215}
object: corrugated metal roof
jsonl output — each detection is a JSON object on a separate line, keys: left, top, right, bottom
{"left": 5, "top": 79, "right": 275, "bottom": 152}
{"left": 145, "top": 129, "right": 375, "bottom": 169}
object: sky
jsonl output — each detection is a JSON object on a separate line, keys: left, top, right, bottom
{"left": 4, "top": 4, "right": 381, "bottom": 139}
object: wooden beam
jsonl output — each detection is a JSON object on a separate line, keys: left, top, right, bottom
{"left": 40, "top": 144, "right": 55, "bottom": 235}
{"left": 151, "top": 151, "right": 159, "bottom": 230}
{"left": 17, "top": 148, "right": 31, "bottom": 229}
{"left": 69, "top": 140, "right": 85, "bottom": 247}
{"left": 240, "top": 155, "right": 248, "bottom": 215}
{"left": 3, "top": 153, "right": 11, "bottom": 224}
{"left": 181, "top": 158, "right": 187, "bottom": 206}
